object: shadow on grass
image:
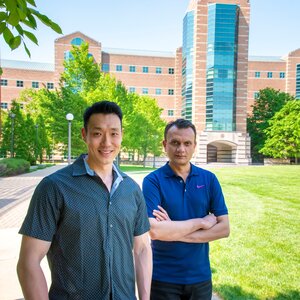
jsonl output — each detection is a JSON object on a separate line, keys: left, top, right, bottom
{"left": 272, "top": 290, "right": 300, "bottom": 300}
{"left": 215, "top": 285, "right": 258, "bottom": 300}
{"left": 216, "top": 285, "right": 300, "bottom": 300}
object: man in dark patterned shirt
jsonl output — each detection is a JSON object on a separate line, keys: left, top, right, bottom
{"left": 17, "top": 101, "right": 152, "bottom": 300}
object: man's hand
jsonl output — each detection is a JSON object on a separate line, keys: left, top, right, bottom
{"left": 201, "top": 214, "right": 217, "bottom": 229}
{"left": 153, "top": 205, "right": 171, "bottom": 221}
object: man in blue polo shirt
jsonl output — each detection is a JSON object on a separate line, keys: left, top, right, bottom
{"left": 17, "top": 101, "right": 152, "bottom": 300}
{"left": 142, "top": 118, "right": 229, "bottom": 300}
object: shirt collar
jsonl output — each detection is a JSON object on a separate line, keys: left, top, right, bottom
{"left": 163, "top": 162, "right": 198, "bottom": 177}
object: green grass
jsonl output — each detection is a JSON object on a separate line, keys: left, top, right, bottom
{"left": 207, "top": 166, "right": 300, "bottom": 299}
{"left": 119, "top": 165, "right": 156, "bottom": 173}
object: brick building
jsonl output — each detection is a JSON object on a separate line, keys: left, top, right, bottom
{"left": 1, "top": 0, "right": 299, "bottom": 163}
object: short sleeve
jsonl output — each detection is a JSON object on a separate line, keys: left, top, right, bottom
{"left": 19, "top": 176, "right": 63, "bottom": 241}
{"left": 134, "top": 187, "right": 150, "bottom": 236}
{"left": 142, "top": 173, "right": 161, "bottom": 218}
{"left": 209, "top": 174, "right": 228, "bottom": 217}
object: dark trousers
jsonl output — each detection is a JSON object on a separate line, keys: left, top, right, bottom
{"left": 150, "top": 279, "right": 212, "bottom": 300}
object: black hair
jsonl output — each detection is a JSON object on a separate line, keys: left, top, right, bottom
{"left": 83, "top": 101, "right": 123, "bottom": 131}
{"left": 164, "top": 118, "right": 197, "bottom": 140}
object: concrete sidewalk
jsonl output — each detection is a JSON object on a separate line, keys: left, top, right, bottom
{"left": 0, "top": 165, "right": 221, "bottom": 300}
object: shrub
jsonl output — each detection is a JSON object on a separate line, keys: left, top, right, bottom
{"left": 0, "top": 158, "right": 30, "bottom": 177}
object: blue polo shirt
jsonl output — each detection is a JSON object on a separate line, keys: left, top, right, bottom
{"left": 142, "top": 162, "right": 228, "bottom": 284}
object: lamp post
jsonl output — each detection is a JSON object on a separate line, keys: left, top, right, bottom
{"left": 66, "top": 113, "right": 74, "bottom": 164}
{"left": 35, "top": 124, "right": 39, "bottom": 163}
{"left": 10, "top": 113, "right": 16, "bottom": 158}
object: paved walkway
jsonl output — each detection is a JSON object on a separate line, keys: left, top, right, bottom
{"left": 0, "top": 165, "right": 221, "bottom": 300}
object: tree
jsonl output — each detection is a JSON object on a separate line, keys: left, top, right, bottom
{"left": 0, "top": 0, "right": 62, "bottom": 61}
{"left": 260, "top": 100, "right": 300, "bottom": 162}
{"left": 247, "top": 88, "right": 294, "bottom": 162}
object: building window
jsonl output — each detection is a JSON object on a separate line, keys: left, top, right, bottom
{"left": 102, "top": 63, "right": 109, "bottom": 72}
{"left": 280, "top": 72, "right": 285, "bottom": 78}
{"left": 71, "top": 37, "right": 84, "bottom": 46}
{"left": 168, "top": 89, "right": 174, "bottom": 95}
{"left": 116, "top": 65, "right": 122, "bottom": 72}
{"left": 64, "top": 51, "right": 73, "bottom": 61}
{"left": 254, "top": 92, "right": 259, "bottom": 99}
{"left": 142, "top": 88, "right": 148, "bottom": 94}
{"left": 267, "top": 72, "right": 273, "bottom": 78}
{"left": 129, "top": 87, "right": 135, "bottom": 93}
{"left": 143, "top": 66, "right": 149, "bottom": 73}
{"left": 0, "top": 102, "right": 8, "bottom": 109}
{"left": 155, "top": 88, "right": 162, "bottom": 95}
{"left": 156, "top": 67, "right": 162, "bottom": 74}
{"left": 32, "top": 81, "right": 39, "bottom": 88}
{"left": 129, "top": 66, "right": 136, "bottom": 72}
{"left": 168, "top": 110, "right": 174, "bottom": 116}
{"left": 168, "top": 68, "right": 174, "bottom": 74}
{"left": 16, "top": 80, "right": 23, "bottom": 87}
{"left": 20, "top": 103, "right": 24, "bottom": 109}
{"left": 47, "top": 82, "right": 54, "bottom": 89}
{"left": 296, "top": 64, "right": 300, "bottom": 99}
{"left": 255, "top": 72, "right": 260, "bottom": 78}
{"left": 1, "top": 79, "right": 8, "bottom": 86}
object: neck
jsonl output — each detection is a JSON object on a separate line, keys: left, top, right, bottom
{"left": 86, "top": 157, "right": 113, "bottom": 178}
{"left": 169, "top": 162, "right": 191, "bottom": 181}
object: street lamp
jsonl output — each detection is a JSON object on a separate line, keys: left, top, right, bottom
{"left": 9, "top": 113, "right": 16, "bottom": 158}
{"left": 66, "top": 113, "right": 74, "bottom": 164}
{"left": 35, "top": 124, "right": 39, "bottom": 162}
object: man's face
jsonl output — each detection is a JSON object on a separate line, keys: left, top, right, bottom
{"left": 163, "top": 126, "right": 196, "bottom": 167}
{"left": 81, "top": 113, "right": 122, "bottom": 167}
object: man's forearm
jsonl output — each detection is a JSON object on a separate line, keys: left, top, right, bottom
{"left": 17, "top": 262, "right": 49, "bottom": 300}
{"left": 149, "top": 218, "right": 208, "bottom": 241}
{"left": 179, "top": 216, "right": 230, "bottom": 243}
{"left": 134, "top": 239, "right": 152, "bottom": 300}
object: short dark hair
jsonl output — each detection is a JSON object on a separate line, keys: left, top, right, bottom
{"left": 83, "top": 101, "right": 123, "bottom": 131}
{"left": 164, "top": 118, "right": 197, "bottom": 140}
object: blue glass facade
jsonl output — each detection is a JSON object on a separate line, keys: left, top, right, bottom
{"left": 296, "top": 64, "right": 300, "bottom": 99}
{"left": 182, "top": 11, "right": 194, "bottom": 121}
{"left": 206, "top": 4, "right": 239, "bottom": 131}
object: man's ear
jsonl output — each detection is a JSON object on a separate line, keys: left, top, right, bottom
{"left": 162, "top": 140, "right": 167, "bottom": 149}
{"left": 81, "top": 127, "right": 86, "bottom": 142}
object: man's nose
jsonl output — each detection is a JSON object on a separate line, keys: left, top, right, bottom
{"left": 176, "top": 143, "right": 185, "bottom": 152}
{"left": 101, "top": 134, "right": 111, "bottom": 145}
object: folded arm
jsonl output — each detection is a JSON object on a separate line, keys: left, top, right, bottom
{"left": 17, "top": 235, "right": 51, "bottom": 300}
{"left": 178, "top": 215, "right": 230, "bottom": 243}
{"left": 149, "top": 206, "right": 217, "bottom": 241}
{"left": 134, "top": 232, "right": 152, "bottom": 300}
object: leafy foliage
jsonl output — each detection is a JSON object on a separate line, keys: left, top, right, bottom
{"left": 0, "top": 0, "right": 62, "bottom": 56}
{"left": 260, "top": 100, "right": 300, "bottom": 159}
{"left": 247, "top": 88, "right": 294, "bottom": 161}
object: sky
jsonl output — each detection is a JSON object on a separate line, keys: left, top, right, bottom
{"left": 1, "top": 0, "right": 299, "bottom": 63}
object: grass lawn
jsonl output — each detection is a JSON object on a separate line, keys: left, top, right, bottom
{"left": 119, "top": 165, "right": 156, "bottom": 173}
{"left": 208, "top": 165, "right": 300, "bottom": 299}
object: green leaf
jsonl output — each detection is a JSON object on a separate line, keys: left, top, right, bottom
{"left": 23, "top": 29, "right": 38, "bottom": 44}
{"left": 16, "top": 0, "right": 28, "bottom": 11}
{"left": 26, "top": 0, "right": 36, "bottom": 7}
{"left": 21, "top": 18, "right": 36, "bottom": 29}
{"left": 0, "top": 22, "right": 6, "bottom": 34}
{"left": 10, "top": 35, "right": 22, "bottom": 50}
{"left": 49, "top": 21, "right": 62, "bottom": 34}
{"left": 26, "top": 11, "right": 37, "bottom": 28}
{"left": 0, "top": 11, "right": 7, "bottom": 22}
{"left": 7, "top": 10, "right": 20, "bottom": 26}
{"left": 3, "top": 27, "right": 14, "bottom": 45}
{"left": 15, "top": 24, "right": 24, "bottom": 35}
{"left": 23, "top": 41, "right": 31, "bottom": 57}
{"left": 30, "top": 9, "right": 52, "bottom": 26}
{"left": 17, "top": 7, "right": 27, "bottom": 20}
{"left": 0, "top": 67, "right": 3, "bottom": 76}
{"left": 4, "top": 0, "right": 17, "bottom": 12}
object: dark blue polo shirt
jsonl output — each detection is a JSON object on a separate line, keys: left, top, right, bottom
{"left": 142, "top": 162, "right": 228, "bottom": 284}
{"left": 20, "top": 155, "right": 150, "bottom": 300}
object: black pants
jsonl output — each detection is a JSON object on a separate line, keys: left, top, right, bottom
{"left": 150, "top": 279, "right": 212, "bottom": 300}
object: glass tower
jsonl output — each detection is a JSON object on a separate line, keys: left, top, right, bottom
{"left": 182, "top": 10, "right": 194, "bottom": 121}
{"left": 296, "top": 64, "right": 300, "bottom": 99}
{"left": 205, "top": 4, "right": 239, "bottom": 131}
